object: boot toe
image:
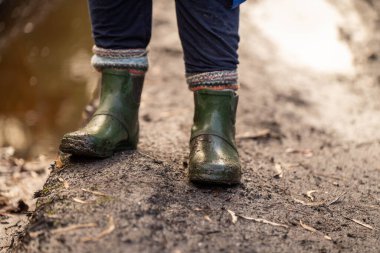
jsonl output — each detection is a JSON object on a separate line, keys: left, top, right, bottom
{"left": 59, "top": 131, "right": 111, "bottom": 158}
{"left": 189, "top": 160, "right": 241, "bottom": 185}
{"left": 189, "top": 136, "right": 241, "bottom": 185}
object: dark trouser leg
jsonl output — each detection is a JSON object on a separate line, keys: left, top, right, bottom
{"left": 88, "top": 0, "right": 152, "bottom": 70}
{"left": 88, "top": 0, "right": 152, "bottom": 50}
{"left": 59, "top": 1, "right": 151, "bottom": 157}
{"left": 176, "top": 0, "right": 242, "bottom": 184}
{"left": 175, "top": 0, "right": 240, "bottom": 91}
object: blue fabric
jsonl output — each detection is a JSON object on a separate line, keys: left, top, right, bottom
{"left": 88, "top": 0, "right": 152, "bottom": 49}
{"left": 231, "top": 0, "right": 246, "bottom": 9}
{"left": 88, "top": 0, "right": 240, "bottom": 73}
{"left": 175, "top": 0, "right": 240, "bottom": 73}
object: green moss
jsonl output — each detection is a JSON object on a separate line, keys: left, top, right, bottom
{"left": 36, "top": 196, "right": 54, "bottom": 209}
{"left": 96, "top": 196, "right": 114, "bottom": 205}
{"left": 40, "top": 182, "right": 60, "bottom": 196}
{"left": 46, "top": 207, "right": 56, "bottom": 216}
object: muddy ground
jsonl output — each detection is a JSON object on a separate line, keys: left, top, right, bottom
{"left": 5, "top": 0, "right": 380, "bottom": 252}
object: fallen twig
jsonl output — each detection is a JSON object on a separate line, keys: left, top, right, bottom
{"left": 137, "top": 151, "right": 164, "bottom": 164}
{"left": 226, "top": 210, "right": 288, "bottom": 228}
{"left": 292, "top": 192, "right": 345, "bottom": 207}
{"left": 51, "top": 223, "right": 97, "bottom": 235}
{"left": 72, "top": 198, "right": 94, "bottom": 204}
{"left": 81, "top": 188, "right": 110, "bottom": 197}
{"left": 236, "top": 129, "right": 271, "bottom": 140}
{"left": 349, "top": 218, "right": 374, "bottom": 230}
{"left": 285, "top": 148, "right": 313, "bottom": 157}
{"left": 326, "top": 192, "right": 346, "bottom": 206}
{"left": 30, "top": 223, "right": 97, "bottom": 238}
{"left": 361, "top": 204, "right": 380, "bottom": 210}
{"left": 291, "top": 196, "right": 325, "bottom": 207}
{"left": 81, "top": 215, "right": 115, "bottom": 242}
{"left": 239, "top": 215, "right": 289, "bottom": 228}
{"left": 300, "top": 220, "right": 317, "bottom": 232}
{"left": 300, "top": 220, "right": 332, "bottom": 240}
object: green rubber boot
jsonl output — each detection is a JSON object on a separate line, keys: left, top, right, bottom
{"left": 189, "top": 90, "right": 242, "bottom": 185}
{"left": 59, "top": 69, "right": 144, "bottom": 157}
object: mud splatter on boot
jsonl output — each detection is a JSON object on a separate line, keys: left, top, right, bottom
{"left": 189, "top": 90, "right": 242, "bottom": 185}
{"left": 59, "top": 69, "right": 145, "bottom": 157}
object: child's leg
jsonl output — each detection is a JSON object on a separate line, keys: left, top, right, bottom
{"left": 59, "top": 0, "right": 152, "bottom": 157}
{"left": 176, "top": 0, "right": 242, "bottom": 185}
{"left": 88, "top": 0, "right": 152, "bottom": 70}
{"left": 175, "top": 0, "right": 240, "bottom": 91}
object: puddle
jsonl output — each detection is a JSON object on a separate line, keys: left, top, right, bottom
{"left": 0, "top": 0, "right": 95, "bottom": 158}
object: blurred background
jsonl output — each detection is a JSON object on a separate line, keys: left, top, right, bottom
{"left": 0, "top": 0, "right": 95, "bottom": 159}
{"left": 0, "top": 2, "right": 96, "bottom": 243}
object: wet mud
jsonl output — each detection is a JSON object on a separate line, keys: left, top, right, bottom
{"left": 6, "top": 0, "right": 380, "bottom": 252}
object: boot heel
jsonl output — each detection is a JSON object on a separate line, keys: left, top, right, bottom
{"left": 126, "top": 126, "right": 139, "bottom": 149}
{"left": 115, "top": 127, "right": 139, "bottom": 151}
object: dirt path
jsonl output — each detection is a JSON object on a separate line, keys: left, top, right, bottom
{"left": 9, "top": 0, "right": 380, "bottom": 252}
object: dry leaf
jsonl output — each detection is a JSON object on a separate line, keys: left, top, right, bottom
{"left": 54, "top": 156, "right": 64, "bottom": 169}
{"left": 274, "top": 163, "right": 283, "bottom": 178}
{"left": 306, "top": 190, "right": 318, "bottom": 202}
{"left": 63, "top": 181, "right": 69, "bottom": 189}
{"left": 204, "top": 215, "right": 212, "bottom": 222}
{"left": 227, "top": 209, "right": 238, "bottom": 224}
{"left": 29, "top": 230, "right": 44, "bottom": 238}
{"left": 81, "top": 216, "right": 115, "bottom": 242}
{"left": 82, "top": 188, "right": 109, "bottom": 197}
{"left": 58, "top": 177, "right": 69, "bottom": 189}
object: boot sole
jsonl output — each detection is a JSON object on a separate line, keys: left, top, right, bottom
{"left": 189, "top": 171, "right": 241, "bottom": 186}
{"left": 190, "top": 176, "right": 241, "bottom": 186}
{"left": 59, "top": 136, "right": 136, "bottom": 158}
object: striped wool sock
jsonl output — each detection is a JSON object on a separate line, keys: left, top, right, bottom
{"left": 91, "top": 46, "right": 148, "bottom": 73}
{"left": 186, "top": 70, "right": 239, "bottom": 91}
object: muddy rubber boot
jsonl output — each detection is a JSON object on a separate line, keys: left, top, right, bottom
{"left": 59, "top": 68, "right": 144, "bottom": 157}
{"left": 189, "top": 90, "right": 242, "bottom": 185}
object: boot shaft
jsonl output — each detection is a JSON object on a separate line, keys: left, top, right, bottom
{"left": 191, "top": 90, "right": 239, "bottom": 148}
{"left": 95, "top": 68, "right": 145, "bottom": 137}
{"left": 98, "top": 69, "right": 145, "bottom": 111}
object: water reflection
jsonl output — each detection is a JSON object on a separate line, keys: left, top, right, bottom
{"left": 0, "top": 0, "right": 96, "bottom": 158}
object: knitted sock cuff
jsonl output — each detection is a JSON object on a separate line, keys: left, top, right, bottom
{"left": 91, "top": 46, "right": 149, "bottom": 71}
{"left": 186, "top": 70, "right": 239, "bottom": 91}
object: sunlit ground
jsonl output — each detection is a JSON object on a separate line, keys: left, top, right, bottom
{"left": 249, "top": 0, "right": 356, "bottom": 74}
